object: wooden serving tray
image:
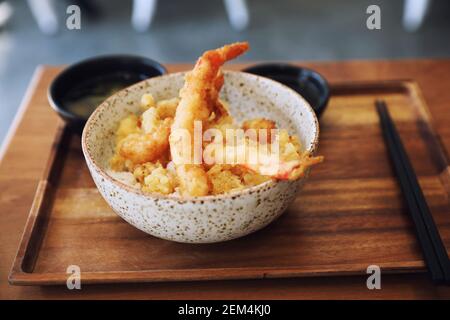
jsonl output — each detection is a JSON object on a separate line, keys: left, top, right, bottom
{"left": 9, "top": 80, "right": 450, "bottom": 286}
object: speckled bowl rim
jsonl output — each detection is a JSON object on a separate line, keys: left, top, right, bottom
{"left": 82, "top": 71, "right": 319, "bottom": 203}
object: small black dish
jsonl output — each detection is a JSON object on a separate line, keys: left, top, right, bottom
{"left": 242, "top": 63, "right": 330, "bottom": 117}
{"left": 48, "top": 55, "right": 167, "bottom": 134}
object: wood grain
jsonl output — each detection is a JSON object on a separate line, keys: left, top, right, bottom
{"left": 7, "top": 79, "right": 450, "bottom": 287}
{"left": 2, "top": 61, "right": 450, "bottom": 299}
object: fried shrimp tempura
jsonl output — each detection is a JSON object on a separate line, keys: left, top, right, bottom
{"left": 116, "top": 94, "right": 178, "bottom": 167}
{"left": 218, "top": 127, "right": 324, "bottom": 180}
{"left": 110, "top": 42, "right": 323, "bottom": 197}
{"left": 170, "top": 42, "right": 249, "bottom": 196}
{"left": 119, "top": 117, "right": 172, "bottom": 165}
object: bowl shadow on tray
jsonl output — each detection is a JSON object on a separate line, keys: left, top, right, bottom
{"left": 198, "top": 207, "right": 296, "bottom": 247}
{"left": 110, "top": 207, "right": 299, "bottom": 269}
{"left": 165, "top": 209, "right": 300, "bottom": 269}
{"left": 144, "top": 208, "right": 299, "bottom": 268}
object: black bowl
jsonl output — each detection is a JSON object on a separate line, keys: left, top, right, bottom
{"left": 242, "top": 63, "right": 330, "bottom": 117}
{"left": 48, "top": 55, "right": 167, "bottom": 134}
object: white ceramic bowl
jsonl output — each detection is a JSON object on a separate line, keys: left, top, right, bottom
{"left": 82, "top": 71, "right": 319, "bottom": 243}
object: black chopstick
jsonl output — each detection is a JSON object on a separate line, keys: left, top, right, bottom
{"left": 376, "top": 100, "right": 450, "bottom": 284}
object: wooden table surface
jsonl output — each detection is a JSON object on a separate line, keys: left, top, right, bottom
{"left": 1, "top": 60, "right": 450, "bottom": 299}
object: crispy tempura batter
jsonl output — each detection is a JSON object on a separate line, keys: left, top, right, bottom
{"left": 170, "top": 42, "right": 250, "bottom": 196}
{"left": 242, "top": 118, "right": 276, "bottom": 141}
{"left": 119, "top": 117, "right": 171, "bottom": 165}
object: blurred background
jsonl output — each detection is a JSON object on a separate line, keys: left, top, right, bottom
{"left": 0, "top": 0, "right": 449, "bottom": 148}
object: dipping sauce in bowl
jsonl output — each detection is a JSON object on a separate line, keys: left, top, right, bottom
{"left": 63, "top": 72, "right": 146, "bottom": 118}
{"left": 49, "top": 55, "right": 167, "bottom": 133}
